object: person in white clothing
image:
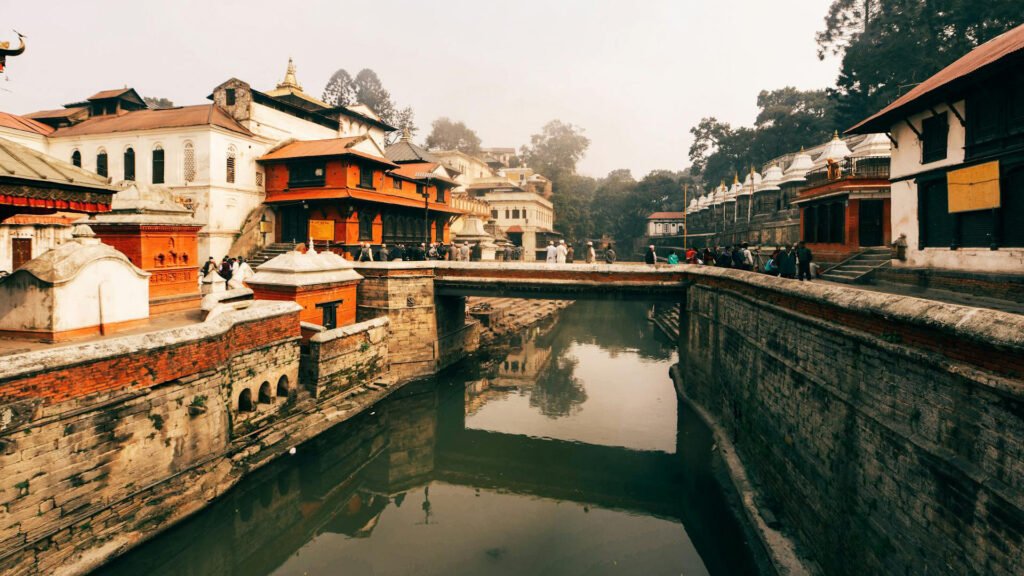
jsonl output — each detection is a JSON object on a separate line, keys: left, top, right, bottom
{"left": 545, "top": 241, "right": 557, "bottom": 263}
{"left": 556, "top": 240, "right": 567, "bottom": 264}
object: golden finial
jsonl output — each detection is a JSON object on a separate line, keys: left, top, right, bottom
{"left": 277, "top": 57, "right": 303, "bottom": 91}
{"left": 733, "top": 172, "right": 739, "bottom": 185}
{"left": 832, "top": 130, "right": 839, "bottom": 140}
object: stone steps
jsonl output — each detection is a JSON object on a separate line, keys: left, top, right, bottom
{"left": 248, "top": 243, "right": 297, "bottom": 267}
{"left": 823, "top": 249, "right": 892, "bottom": 284}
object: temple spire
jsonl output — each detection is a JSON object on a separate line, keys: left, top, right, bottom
{"left": 277, "top": 57, "right": 303, "bottom": 92}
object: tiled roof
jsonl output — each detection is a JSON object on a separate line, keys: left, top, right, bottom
{"left": 848, "top": 23, "right": 1024, "bottom": 134}
{"left": 0, "top": 136, "right": 117, "bottom": 191}
{"left": 87, "top": 88, "right": 132, "bottom": 100}
{"left": 390, "top": 162, "right": 458, "bottom": 185}
{"left": 647, "top": 211, "right": 684, "bottom": 220}
{"left": 0, "top": 111, "right": 54, "bottom": 135}
{"left": 24, "top": 107, "right": 86, "bottom": 120}
{"left": 2, "top": 214, "right": 78, "bottom": 226}
{"left": 258, "top": 137, "right": 398, "bottom": 167}
{"left": 49, "top": 105, "right": 252, "bottom": 138}
{"left": 385, "top": 139, "right": 441, "bottom": 163}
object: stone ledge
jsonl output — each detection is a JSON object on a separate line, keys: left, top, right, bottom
{"left": 0, "top": 300, "right": 302, "bottom": 382}
{"left": 309, "top": 317, "right": 390, "bottom": 343}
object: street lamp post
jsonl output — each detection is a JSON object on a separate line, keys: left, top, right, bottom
{"left": 415, "top": 172, "right": 433, "bottom": 246}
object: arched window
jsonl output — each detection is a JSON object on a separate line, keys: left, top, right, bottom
{"left": 238, "top": 389, "right": 253, "bottom": 412}
{"left": 277, "top": 375, "right": 290, "bottom": 397}
{"left": 123, "top": 147, "right": 135, "bottom": 181}
{"left": 96, "top": 149, "right": 108, "bottom": 177}
{"left": 183, "top": 142, "right": 195, "bottom": 182}
{"left": 71, "top": 150, "right": 81, "bottom": 168}
{"left": 226, "top": 147, "right": 236, "bottom": 184}
{"left": 152, "top": 145, "right": 165, "bottom": 184}
{"left": 258, "top": 381, "right": 272, "bottom": 404}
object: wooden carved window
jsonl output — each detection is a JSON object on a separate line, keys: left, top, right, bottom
{"left": 226, "top": 148, "right": 236, "bottom": 184}
{"left": 123, "top": 147, "right": 135, "bottom": 181}
{"left": 183, "top": 142, "right": 196, "bottom": 182}
{"left": 152, "top": 146, "right": 165, "bottom": 184}
{"left": 96, "top": 150, "right": 108, "bottom": 177}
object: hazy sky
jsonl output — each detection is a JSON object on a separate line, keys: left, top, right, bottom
{"left": 1, "top": 0, "right": 841, "bottom": 177}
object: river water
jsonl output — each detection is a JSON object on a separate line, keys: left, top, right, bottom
{"left": 100, "top": 301, "right": 761, "bottom": 576}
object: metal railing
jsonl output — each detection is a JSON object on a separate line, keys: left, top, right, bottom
{"left": 803, "top": 156, "right": 890, "bottom": 188}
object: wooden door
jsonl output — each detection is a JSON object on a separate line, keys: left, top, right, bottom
{"left": 859, "top": 200, "right": 884, "bottom": 246}
{"left": 11, "top": 238, "right": 31, "bottom": 270}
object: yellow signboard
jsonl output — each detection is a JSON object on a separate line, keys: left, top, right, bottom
{"left": 947, "top": 161, "right": 1001, "bottom": 213}
{"left": 308, "top": 219, "right": 335, "bottom": 241}
{"left": 258, "top": 220, "right": 272, "bottom": 234}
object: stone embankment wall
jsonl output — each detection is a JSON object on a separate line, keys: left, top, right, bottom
{"left": 678, "top": 269, "right": 1024, "bottom": 576}
{"left": 0, "top": 301, "right": 393, "bottom": 576}
{"left": 355, "top": 264, "right": 480, "bottom": 382}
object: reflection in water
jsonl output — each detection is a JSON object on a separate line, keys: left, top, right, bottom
{"left": 101, "top": 301, "right": 761, "bottom": 576}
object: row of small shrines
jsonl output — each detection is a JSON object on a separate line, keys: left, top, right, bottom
{"left": 649, "top": 25, "right": 1024, "bottom": 278}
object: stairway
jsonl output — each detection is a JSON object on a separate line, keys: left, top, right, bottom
{"left": 247, "top": 243, "right": 297, "bottom": 267}
{"left": 649, "top": 303, "right": 681, "bottom": 341}
{"left": 821, "top": 248, "right": 891, "bottom": 284}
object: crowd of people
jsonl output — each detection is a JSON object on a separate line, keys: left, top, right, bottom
{"left": 353, "top": 241, "right": 482, "bottom": 262}
{"left": 200, "top": 255, "right": 255, "bottom": 289}
{"left": 645, "top": 241, "right": 817, "bottom": 281}
{"left": 543, "top": 240, "right": 617, "bottom": 264}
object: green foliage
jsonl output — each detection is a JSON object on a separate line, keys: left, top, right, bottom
{"left": 190, "top": 395, "right": 207, "bottom": 408}
{"left": 689, "top": 87, "right": 836, "bottom": 188}
{"left": 520, "top": 120, "right": 591, "bottom": 184}
{"left": 321, "top": 68, "right": 417, "bottom": 145}
{"left": 425, "top": 117, "right": 482, "bottom": 154}
{"left": 818, "top": 0, "right": 1023, "bottom": 128}
{"left": 322, "top": 69, "right": 356, "bottom": 106}
{"left": 148, "top": 414, "right": 164, "bottom": 431}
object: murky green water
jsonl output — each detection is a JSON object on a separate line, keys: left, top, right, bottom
{"left": 100, "top": 301, "right": 761, "bottom": 576}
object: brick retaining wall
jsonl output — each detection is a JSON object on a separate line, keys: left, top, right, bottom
{"left": 679, "top": 274, "right": 1024, "bottom": 576}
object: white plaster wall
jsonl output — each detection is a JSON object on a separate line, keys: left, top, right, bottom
{"left": 248, "top": 103, "right": 337, "bottom": 142}
{"left": 0, "top": 127, "right": 48, "bottom": 151}
{"left": 482, "top": 192, "right": 554, "bottom": 230}
{"left": 0, "top": 259, "right": 148, "bottom": 332}
{"left": 53, "top": 259, "right": 149, "bottom": 331}
{"left": 0, "top": 225, "right": 72, "bottom": 273}
{"left": 889, "top": 102, "right": 967, "bottom": 180}
{"left": 889, "top": 101, "right": 1024, "bottom": 273}
{"left": 0, "top": 274, "right": 55, "bottom": 330}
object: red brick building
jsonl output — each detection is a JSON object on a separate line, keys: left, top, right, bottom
{"left": 794, "top": 134, "right": 892, "bottom": 264}
{"left": 259, "top": 136, "right": 462, "bottom": 256}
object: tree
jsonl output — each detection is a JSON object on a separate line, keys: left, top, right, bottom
{"left": 520, "top": 120, "right": 591, "bottom": 184}
{"left": 688, "top": 88, "right": 835, "bottom": 188}
{"left": 818, "top": 0, "right": 1023, "bottom": 128}
{"left": 425, "top": 117, "right": 482, "bottom": 153}
{"left": 144, "top": 97, "right": 174, "bottom": 109}
{"left": 322, "top": 69, "right": 356, "bottom": 106}
{"left": 321, "top": 67, "right": 417, "bottom": 145}
{"left": 388, "top": 106, "right": 416, "bottom": 146}
{"left": 550, "top": 174, "right": 596, "bottom": 242}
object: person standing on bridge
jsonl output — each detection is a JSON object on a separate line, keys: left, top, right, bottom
{"left": 358, "top": 243, "right": 374, "bottom": 262}
{"left": 604, "top": 244, "right": 617, "bottom": 264}
{"left": 778, "top": 245, "right": 797, "bottom": 279}
{"left": 644, "top": 245, "right": 657, "bottom": 265}
{"left": 797, "top": 241, "right": 814, "bottom": 281}
{"left": 566, "top": 243, "right": 575, "bottom": 264}
{"left": 556, "top": 240, "right": 567, "bottom": 264}
{"left": 546, "top": 241, "right": 557, "bottom": 263}
{"left": 585, "top": 241, "right": 596, "bottom": 264}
